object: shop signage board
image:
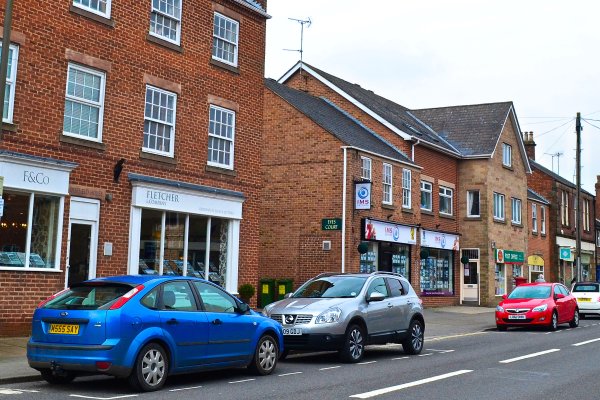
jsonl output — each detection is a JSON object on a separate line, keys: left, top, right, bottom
{"left": 321, "top": 218, "right": 342, "bottom": 230}
{"left": 0, "top": 197, "right": 3, "bottom": 217}
{"left": 355, "top": 182, "right": 371, "bottom": 210}
{"left": 363, "top": 218, "right": 416, "bottom": 244}
{"left": 495, "top": 249, "right": 524, "bottom": 264}
{"left": 420, "top": 230, "right": 460, "bottom": 250}
{"left": 559, "top": 247, "right": 573, "bottom": 261}
{"left": 0, "top": 160, "right": 71, "bottom": 195}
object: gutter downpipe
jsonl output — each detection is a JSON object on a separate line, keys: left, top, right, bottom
{"left": 341, "top": 146, "right": 349, "bottom": 273}
{"left": 412, "top": 138, "right": 420, "bottom": 162}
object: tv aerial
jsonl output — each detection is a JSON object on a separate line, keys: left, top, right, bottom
{"left": 283, "top": 17, "right": 311, "bottom": 64}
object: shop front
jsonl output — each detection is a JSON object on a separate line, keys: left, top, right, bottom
{"left": 557, "top": 238, "right": 595, "bottom": 284}
{"left": 360, "top": 218, "right": 416, "bottom": 280}
{"left": 419, "top": 230, "right": 459, "bottom": 296}
{"left": 0, "top": 151, "right": 77, "bottom": 272}
{"left": 528, "top": 255, "right": 544, "bottom": 283}
{"left": 494, "top": 249, "right": 525, "bottom": 296}
{"left": 127, "top": 174, "right": 244, "bottom": 293}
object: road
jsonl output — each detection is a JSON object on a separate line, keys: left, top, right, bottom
{"left": 2, "top": 317, "right": 600, "bottom": 399}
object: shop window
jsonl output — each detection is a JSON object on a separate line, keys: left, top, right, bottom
{"left": 163, "top": 212, "right": 185, "bottom": 275}
{"left": 359, "top": 242, "right": 378, "bottom": 273}
{"left": 138, "top": 208, "right": 163, "bottom": 274}
{"left": 529, "top": 265, "right": 543, "bottom": 283}
{"left": 512, "top": 264, "right": 522, "bottom": 278}
{"left": 0, "top": 191, "right": 60, "bottom": 269}
{"left": 420, "top": 248, "right": 453, "bottom": 295}
{"left": 209, "top": 218, "right": 229, "bottom": 287}
{"left": 377, "top": 242, "right": 410, "bottom": 279}
{"left": 187, "top": 215, "right": 208, "bottom": 278}
{"left": 495, "top": 264, "right": 506, "bottom": 296}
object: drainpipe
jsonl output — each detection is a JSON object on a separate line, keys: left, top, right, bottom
{"left": 341, "top": 146, "right": 348, "bottom": 273}
{"left": 412, "top": 138, "right": 420, "bottom": 162}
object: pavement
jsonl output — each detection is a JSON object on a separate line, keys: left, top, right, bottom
{"left": 0, "top": 305, "right": 496, "bottom": 385}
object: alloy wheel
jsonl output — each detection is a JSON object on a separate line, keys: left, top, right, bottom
{"left": 349, "top": 327, "right": 364, "bottom": 360}
{"left": 141, "top": 348, "right": 166, "bottom": 387}
{"left": 410, "top": 322, "right": 423, "bottom": 352}
{"left": 258, "top": 337, "right": 277, "bottom": 372}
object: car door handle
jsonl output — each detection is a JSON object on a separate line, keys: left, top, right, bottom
{"left": 166, "top": 318, "right": 178, "bottom": 325}
{"left": 212, "top": 319, "right": 222, "bottom": 325}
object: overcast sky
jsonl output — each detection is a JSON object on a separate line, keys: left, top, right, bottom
{"left": 264, "top": 0, "right": 600, "bottom": 194}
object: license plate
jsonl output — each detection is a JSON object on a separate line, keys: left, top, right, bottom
{"left": 282, "top": 327, "right": 302, "bottom": 335}
{"left": 577, "top": 298, "right": 591, "bottom": 302}
{"left": 508, "top": 315, "right": 526, "bottom": 320}
{"left": 49, "top": 324, "right": 80, "bottom": 335}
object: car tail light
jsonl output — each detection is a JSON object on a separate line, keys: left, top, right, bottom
{"left": 109, "top": 285, "right": 145, "bottom": 310}
{"left": 37, "top": 288, "right": 70, "bottom": 308}
{"left": 96, "top": 361, "right": 111, "bottom": 371}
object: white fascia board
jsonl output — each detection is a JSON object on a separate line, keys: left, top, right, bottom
{"left": 280, "top": 63, "right": 413, "bottom": 141}
{"left": 345, "top": 146, "right": 423, "bottom": 170}
{"left": 228, "top": 0, "right": 271, "bottom": 18}
{"left": 508, "top": 105, "right": 533, "bottom": 174}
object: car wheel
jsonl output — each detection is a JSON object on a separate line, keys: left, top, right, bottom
{"left": 569, "top": 309, "right": 579, "bottom": 328}
{"left": 340, "top": 324, "right": 366, "bottom": 363}
{"left": 128, "top": 343, "right": 168, "bottom": 392}
{"left": 548, "top": 311, "right": 558, "bottom": 331}
{"left": 402, "top": 319, "right": 424, "bottom": 355}
{"left": 40, "top": 369, "right": 75, "bottom": 385}
{"left": 249, "top": 335, "right": 278, "bottom": 375}
{"left": 496, "top": 325, "right": 507, "bottom": 331}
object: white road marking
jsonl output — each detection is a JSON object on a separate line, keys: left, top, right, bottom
{"left": 357, "top": 361, "right": 377, "bottom": 365}
{"left": 426, "top": 349, "right": 455, "bottom": 353}
{"left": 499, "top": 349, "right": 560, "bottom": 364}
{"left": 349, "top": 370, "right": 473, "bottom": 398}
{"left": 169, "top": 386, "right": 203, "bottom": 392}
{"left": 278, "top": 372, "right": 303, "bottom": 377}
{"left": 319, "top": 366, "right": 341, "bottom": 371}
{"left": 0, "top": 388, "right": 39, "bottom": 393}
{"left": 572, "top": 338, "right": 600, "bottom": 346}
{"left": 70, "top": 395, "right": 138, "bottom": 400}
{"left": 229, "top": 379, "right": 255, "bottom": 384}
{"left": 418, "top": 353, "right": 433, "bottom": 357}
{"left": 0, "top": 389, "right": 26, "bottom": 395}
{"left": 427, "top": 332, "right": 487, "bottom": 341}
{"left": 392, "top": 356, "right": 409, "bottom": 360}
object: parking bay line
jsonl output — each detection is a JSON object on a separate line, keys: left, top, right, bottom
{"left": 279, "top": 372, "right": 303, "bottom": 377}
{"left": 169, "top": 385, "right": 203, "bottom": 392}
{"left": 499, "top": 349, "right": 560, "bottom": 364}
{"left": 319, "top": 366, "right": 341, "bottom": 371}
{"left": 572, "top": 338, "right": 600, "bottom": 347}
{"left": 70, "top": 395, "right": 138, "bottom": 400}
{"left": 229, "top": 379, "right": 256, "bottom": 384}
{"left": 349, "top": 370, "right": 473, "bottom": 399}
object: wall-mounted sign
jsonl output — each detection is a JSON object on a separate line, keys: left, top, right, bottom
{"left": 420, "top": 230, "right": 459, "bottom": 251}
{"left": 559, "top": 247, "right": 573, "bottom": 261}
{"left": 363, "top": 218, "right": 416, "bottom": 245}
{"left": 355, "top": 182, "right": 371, "bottom": 210}
{"left": 496, "top": 249, "right": 524, "bottom": 264}
{"left": 321, "top": 218, "right": 342, "bottom": 230}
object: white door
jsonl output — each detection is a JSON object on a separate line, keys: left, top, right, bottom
{"left": 66, "top": 198, "right": 100, "bottom": 288}
{"left": 460, "top": 249, "right": 480, "bottom": 303}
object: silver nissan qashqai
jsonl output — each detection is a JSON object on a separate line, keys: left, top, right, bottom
{"left": 262, "top": 271, "right": 424, "bottom": 363}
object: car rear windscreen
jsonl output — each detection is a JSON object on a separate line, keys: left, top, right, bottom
{"left": 573, "top": 284, "right": 600, "bottom": 293}
{"left": 43, "top": 283, "right": 133, "bottom": 310}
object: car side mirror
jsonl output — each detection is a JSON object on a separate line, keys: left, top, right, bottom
{"left": 555, "top": 293, "right": 565, "bottom": 300}
{"left": 284, "top": 293, "right": 293, "bottom": 299}
{"left": 238, "top": 303, "right": 250, "bottom": 313}
{"left": 502, "top": 294, "right": 508, "bottom": 300}
{"left": 368, "top": 292, "right": 385, "bottom": 302}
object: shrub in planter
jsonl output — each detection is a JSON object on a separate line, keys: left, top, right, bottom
{"left": 238, "top": 283, "right": 255, "bottom": 304}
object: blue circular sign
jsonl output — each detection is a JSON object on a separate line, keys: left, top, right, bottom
{"left": 358, "top": 187, "right": 369, "bottom": 199}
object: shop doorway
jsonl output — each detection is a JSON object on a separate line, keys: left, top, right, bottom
{"left": 66, "top": 198, "right": 100, "bottom": 288}
{"left": 377, "top": 242, "right": 410, "bottom": 277}
{"left": 461, "top": 249, "right": 479, "bottom": 303}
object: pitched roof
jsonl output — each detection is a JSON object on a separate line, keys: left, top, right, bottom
{"left": 530, "top": 158, "right": 595, "bottom": 197}
{"left": 412, "top": 103, "right": 514, "bottom": 157}
{"left": 265, "top": 79, "right": 416, "bottom": 166}
{"left": 281, "top": 62, "right": 461, "bottom": 156}
{"left": 527, "top": 188, "right": 550, "bottom": 205}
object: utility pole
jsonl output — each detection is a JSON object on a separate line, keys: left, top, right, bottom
{"left": 575, "top": 112, "right": 582, "bottom": 282}
{"left": 0, "top": 0, "right": 14, "bottom": 135}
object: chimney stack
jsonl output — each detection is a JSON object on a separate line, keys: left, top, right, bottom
{"left": 523, "top": 131, "right": 536, "bottom": 160}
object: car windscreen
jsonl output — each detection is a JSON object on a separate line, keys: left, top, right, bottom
{"left": 508, "top": 286, "right": 551, "bottom": 299}
{"left": 293, "top": 276, "right": 367, "bottom": 298}
{"left": 572, "top": 283, "right": 600, "bottom": 293}
{"left": 42, "top": 283, "right": 134, "bottom": 310}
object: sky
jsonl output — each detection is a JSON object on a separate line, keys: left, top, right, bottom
{"left": 264, "top": 0, "right": 600, "bottom": 194}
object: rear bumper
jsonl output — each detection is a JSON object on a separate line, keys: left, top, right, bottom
{"left": 27, "top": 341, "right": 131, "bottom": 378}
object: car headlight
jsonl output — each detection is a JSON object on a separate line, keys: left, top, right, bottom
{"left": 496, "top": 305, "right": 505, "bottom": 313}
{"left": 315, "top": 307, "right": 342, "bottom": 324}
{"left": 262, "top": 304, "right": 275, "bottom": 317}
{"left": 532, "top": 304, "right": 547, "bottom": 312}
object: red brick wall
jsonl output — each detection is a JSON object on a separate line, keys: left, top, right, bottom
{"left": 0, "top": 0, "right": 267, "bottom": 335}
{"left": 527, "top": 199, "right": 553, "bottom": 281}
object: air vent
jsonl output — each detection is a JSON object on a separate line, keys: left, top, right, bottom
{"left": 322, "top": 241, "right": 331, "bottom": 251}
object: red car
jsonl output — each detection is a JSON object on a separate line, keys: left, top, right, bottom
{"left": 495, "top": 282, "right": 579, "bottom": 331}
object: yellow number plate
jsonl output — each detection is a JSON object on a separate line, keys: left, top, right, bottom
{"left": 49, "top": 324, "right": 80, "bottom": 335}
{"left": 577, "top": 298, "right": 591, "bottom": 302}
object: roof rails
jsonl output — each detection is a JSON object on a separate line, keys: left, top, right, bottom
{"left": 370, "top": 271, "right": 405, "bottom": 279}
{"left": 313, "top": 272, "right": 339, "bottom": 279}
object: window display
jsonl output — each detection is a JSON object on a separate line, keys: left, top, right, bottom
{"left": 420, "top": 248, "right": 453, "bottom": 295}
{"left": 495, "top": 264, "right": 506, "bottom": 295}
{"left": 360, "top": 242, "right": 377, "bottom": 273}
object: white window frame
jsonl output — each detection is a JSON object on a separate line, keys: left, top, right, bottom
{"left": 502, "top": 143, "right": 512, "bottom": 167}
{"left": 149, "top": 0, "right": 182, "bottom": 45}
{"left": 382, "top": 163, "right": 392, "bottom": 205}
{"left": 402, "top": 169, "right": 411, "bottom": 209}
{"left": 467, "top": 190, "right": 480, "bottom": 218}
{"left": 208, "top": 104, "right": 236, "bottom": 170}
{"left": 540, "top": 205, "right": 546, "bottom": 235}
{"left": 532, "top": 203, "right": 538, "bottom": 233}
{"left": 439, "top": 186, "right": 453, "bottom": 216}
{"left": 73, "top": 0, "right": 112, "bottom": 18}
{"left": 212, "top": 12, "right": 239, "bottom": 67}
{"left": 142, "top": 85, "right": 177, "bottom": 157}
{"left": 1, "top": 43, "right": 18, "bottom": 124}
{"left": 493, "top": 192, "right": 505, "bottom": 221}
{"left": 63, "top": 63, "right": 106, "bottom": 143}
{"left": 420, "top": 180, "right": 432, "bottom": 211}
{"left": 361, "top": 157, "right": 372, "bottom": 181}
{"left": 511, "top": 198, "right": 522, "bottom": 224}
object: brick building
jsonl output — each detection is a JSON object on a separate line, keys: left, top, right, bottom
{"left": 0, "top": 0, "right": 269, "bottom": 336}
{"left": 527, "top": 188, "right": 551, "bottom": 282}
{"left": 525, "top": 134, "right": 596, "bottom": 285}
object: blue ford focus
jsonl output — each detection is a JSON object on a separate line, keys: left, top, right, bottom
{"left": 27, "top": 275, "right": 283, "bottom": 391}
